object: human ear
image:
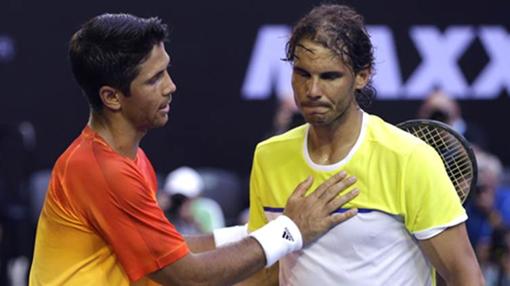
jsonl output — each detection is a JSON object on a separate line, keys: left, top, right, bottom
{"left": 354, "top": 68, "right": 371, "bottom": 90}
{"left": 98, "top": 86, "right": 122, "bottom": 111}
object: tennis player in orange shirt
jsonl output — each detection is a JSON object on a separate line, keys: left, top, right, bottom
{"left": 28, "top": 13, "right": 360, "bottom": 285}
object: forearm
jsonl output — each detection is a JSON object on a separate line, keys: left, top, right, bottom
{"left": 184, "top": 234, "right": 216, "bottom": 253}
{"left": 446, "top": 274, "right": 484, "bottom": 286}
{"left": 150, "top": 237, "right": 266, "bottom": 286}
{"left": 441, "top": 259, "right": 484, "bottom": 286}
{"left": 191, "top": 237, "right": 266, "bottom": 285}
{"left": 150, "top": 216, "right": 303, "bottom": 285}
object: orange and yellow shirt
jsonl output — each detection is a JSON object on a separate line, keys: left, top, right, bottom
{"left": 30, "top": 126, "right": 189, "bottom": 285}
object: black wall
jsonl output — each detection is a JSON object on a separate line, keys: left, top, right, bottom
{"left": 0, "top": 0, "right": 508, "bottom": 177}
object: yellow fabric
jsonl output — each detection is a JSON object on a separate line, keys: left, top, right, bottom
{"left": 248, "top": 114, "right": 465, "bottom": 235}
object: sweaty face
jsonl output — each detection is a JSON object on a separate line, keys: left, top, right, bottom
{"left": 121, "top": 42, "right": 176, "bottom": 131}
{"left": 291, "top": 39, "right": 366, "bottom": 127}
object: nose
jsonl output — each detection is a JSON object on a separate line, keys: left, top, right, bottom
{"left": 306, "top": 78, "right": 322, "bottom": 99}
{"left": 163, "top": 70, "right": 177, "bottom": 96}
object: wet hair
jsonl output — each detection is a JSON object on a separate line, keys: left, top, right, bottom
{"left": 286, "top": 4, "right": 375, "bottom": 108}
{"left": 69, "top": 13, "right": 168, "bottom": 111}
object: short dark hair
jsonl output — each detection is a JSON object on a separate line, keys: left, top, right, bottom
{"left": 286, "top": 4, "right": 375, "bottom": 108}
{"left": 69, "top": 13, "right": 168, "bottom": 111}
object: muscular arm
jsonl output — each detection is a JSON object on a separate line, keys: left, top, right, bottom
{"left": 149, "top": 237, "right": 266, "bottom": 286}
{"left": 185, "top": 229, "right": 278, "bottom": 285}
{"left": 184, "top": 233, "right": 279, "bottom": 286}
{"left": 418, "top": 223, "right": 484, "bottom": 286}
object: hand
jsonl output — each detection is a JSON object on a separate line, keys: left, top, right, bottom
{"left": 283, "top": 171, "right": 358, "bottom": 246}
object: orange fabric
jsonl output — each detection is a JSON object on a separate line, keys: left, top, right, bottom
{"left": 30, "top": 126, "right": 189, "bottom": 285}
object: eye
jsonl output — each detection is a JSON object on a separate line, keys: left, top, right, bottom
{"left": 147, "top": 71, "right": 164, "bottom": 85}
{"left": 320, "top": 72, "right": 342, "bottom": 80}
{"left": 293, "top": 67, "right": 310, "bottom": 78}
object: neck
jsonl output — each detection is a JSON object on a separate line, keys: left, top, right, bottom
{"left": 307, "top": 106, "right": 363, "bottom": 165}
{"left": 88, "top": 111, "right": 146, "bottom": 159}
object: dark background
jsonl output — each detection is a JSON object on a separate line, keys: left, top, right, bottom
{"left": 0, "top": 0, "right": 508, "bottom": 178}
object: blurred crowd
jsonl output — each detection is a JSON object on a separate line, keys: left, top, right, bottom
{"left": 1, "top": 90, "right": 509, "bottom": 285}
{"left": 417, "top": 91, "right": 510, "bottom": 285}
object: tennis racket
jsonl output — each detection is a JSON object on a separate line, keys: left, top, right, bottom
{"left": 397, "top": 119, "right": 477, "bottom": 204}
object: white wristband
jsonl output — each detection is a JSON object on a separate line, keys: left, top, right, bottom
{"left": 249, "top": 215, "right": 303, "bottom": 267}
{"left": 213, "top": 224, "right": 248, "bottom": 247}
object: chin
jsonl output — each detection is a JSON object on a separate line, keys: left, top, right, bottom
{"left": 152, "top": 117, "right": 169, "bottom": 128}
{"left": 304, "top": 114, "right": 328, "bottom": 126}
{"left": 156, "top": 120, "right": 169, "bottom": 128}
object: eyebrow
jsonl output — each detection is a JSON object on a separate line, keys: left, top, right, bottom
{"left": 146, "top": 54, "right": 171, "bottom": 81}
{"left": 293, "top": 66, "right": 343, "bottom": 77}
{"left": 293, "top": 66, "right": 309, "bottom": 74}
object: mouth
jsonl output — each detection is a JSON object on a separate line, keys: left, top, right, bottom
{"left": 301, "top": 103, "right": 329, "bottom": 114}
{"left": 301, "top": 101, "right": 329, "bottom": 108}
{"left": 159, "top": 102, "right": 170, "bottom": 113}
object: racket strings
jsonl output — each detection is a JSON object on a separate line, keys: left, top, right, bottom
{"left": 405, "top": 125, "right": 473, "bottom": 202}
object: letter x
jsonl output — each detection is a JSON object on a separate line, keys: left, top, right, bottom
{"left": 405, "top": 26, "right": 475, "bottom": 98}
{"left": 472, "top": 26, "right": 510, "bottom": 98}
